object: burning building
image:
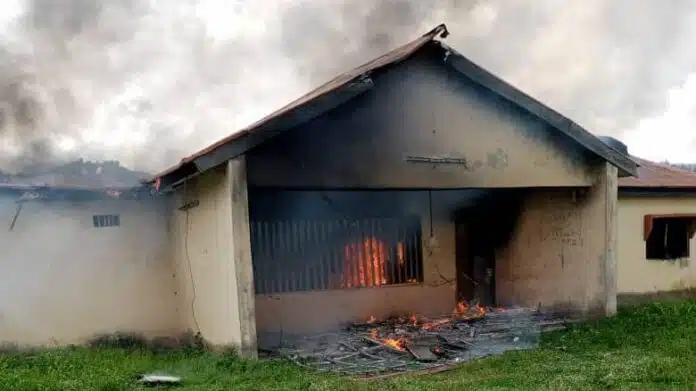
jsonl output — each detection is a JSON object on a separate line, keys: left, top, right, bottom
{"left": 150, "top": 24, "right": 637, "bottom": 358}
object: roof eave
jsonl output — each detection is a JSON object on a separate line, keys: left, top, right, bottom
{"left": 440, "top": 43, "right": 638, "bottom": 178}
{"left": 154, "top": 77, "right": 376, "bottom": 191}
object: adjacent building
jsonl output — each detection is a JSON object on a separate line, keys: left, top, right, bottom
{"left": 617, "top": 155, "right": 696, "bottom": 302}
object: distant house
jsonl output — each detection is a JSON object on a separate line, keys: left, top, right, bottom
{"left": 150, "top": 24, "right": 635, "bottom": 357}
{"left": 617, "top": 155, "right": 696, "bottom": 302}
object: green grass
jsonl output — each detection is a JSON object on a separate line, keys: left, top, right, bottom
{"left": 2, "top": 300, "right": 696, "bottom": 390}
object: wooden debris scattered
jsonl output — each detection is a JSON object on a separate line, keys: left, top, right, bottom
{"left": 405, "top": 342, "right": 439, "bottom": 362}
{"left": 275, "top": 307, "right": 578, "bottom": 376}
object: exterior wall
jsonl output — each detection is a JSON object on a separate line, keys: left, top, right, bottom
{"left": 170, "top": 158, "right": 257, "bottom": 357}
{"left": 254, "top": 169, "right": 620, "bottom": 340}
{"left": 247, "top": 51, "right": 596, "bottom": 189}
{"left": 496, "top": 163, "right": 619, "bottom": 316}
{"left": 617, "top": 195, "right": 696, "bottom": 295}
{"left": 253, "top": 190, "right": 470, "bottom": 340}
{"left": 244, "top": 51, "right": 619, "bottom": 338}
{"left": 0, "top": 195, "right": 177, "bottom": 346}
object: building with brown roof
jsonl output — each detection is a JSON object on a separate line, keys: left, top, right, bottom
{"left": 0, "top": 24, "right": 642, "bottom": 356}
{"left": 617, "top": 153, "right": 696, "bottom": 302}
{"left": 148, "top": 24, "right": 639, "bottom": 357}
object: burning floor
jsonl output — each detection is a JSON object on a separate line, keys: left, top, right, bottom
{"left": 262, "top": 302, "right": 576, "bottom": 377}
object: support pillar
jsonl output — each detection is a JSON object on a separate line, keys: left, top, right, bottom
{"left": 600, "top": 162, "right": 619, "bottom": 316}
{"left": 227, "top": 157, "right": 258, "bottom": 358}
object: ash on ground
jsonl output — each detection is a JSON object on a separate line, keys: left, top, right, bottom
{"left": 264, "top": 306, "right": 574, "bottom": 376}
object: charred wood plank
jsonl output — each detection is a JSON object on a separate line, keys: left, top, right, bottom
{"left": 361, "top": 337, "right": 408, "bottom": 355}
{"left": 404, "top": 342, "right": 438, "bottom": 362}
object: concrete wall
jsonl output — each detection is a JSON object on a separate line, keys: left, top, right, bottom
{"left": 247, "top": 50, "right": 596, "bottom": 189}
{"left": 170, "top": 158, "right": 257, "bottom": 357}
{"left": 253, "top": 190, "right": 475, "bottom": 339}
{"left": 497, "top": 163, "right": 619, "bottom": 316}
{"left": 244, "top": 50, "right": 618, "bottom": 337}
{"left": 617, "top": 195, "right": 696, "bottom": 295}
{"left": 0, "top": 195, "right": 177, "bottom": 346}
{"left": 253, "top": 167, "right": 619, "bottom": 339}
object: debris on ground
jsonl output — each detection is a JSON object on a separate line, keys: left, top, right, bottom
{"left": 271, "top": 305, "right": 576, "bottom": 377}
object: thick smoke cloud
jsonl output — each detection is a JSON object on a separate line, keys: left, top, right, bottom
{"left": 0, "top": 0, "right": 694, "bottom": 174}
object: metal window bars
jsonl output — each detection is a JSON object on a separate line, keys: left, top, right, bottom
{"left": 250, "top": 217, "right": 424, "bottom": 294}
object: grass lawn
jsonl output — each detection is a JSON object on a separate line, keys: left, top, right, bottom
{"left": 2, "top": 300, "right": 696, "bottom": 391}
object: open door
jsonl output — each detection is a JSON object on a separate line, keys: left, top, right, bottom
{"left": 455, "top": 219, "right": 495, "bottom": 307}
{"left": 453, "top": 189, "right": 524, "bottom": 307}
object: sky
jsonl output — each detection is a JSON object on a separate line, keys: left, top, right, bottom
{"left": 0, "top": 0, "right": 694, "bottom": 173}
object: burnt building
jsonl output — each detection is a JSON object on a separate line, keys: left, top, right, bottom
{"left": 153, "top": 24, "right": 637, "bottom": 358}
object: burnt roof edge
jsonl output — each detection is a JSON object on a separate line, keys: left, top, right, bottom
{"left": 152, "top": 22, "right": 638, "bottom": 191}
{"left": 440, "top": 42, "right": 637, "bottom": 178}
{"left": 150, "top": 24, "right": 451, "bottom": 191}
{"left": 154, "top": 77, "right": 376, "bottom": 191}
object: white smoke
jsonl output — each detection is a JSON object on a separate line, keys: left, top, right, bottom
{"left": 0, "top": 0, "right": 693, "bottom": 174}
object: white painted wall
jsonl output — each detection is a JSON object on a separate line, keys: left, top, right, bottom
{"left": 0, "top": 194, "right": 178, "bottom": 346}
{"left": 170, "top": 158, "right": 257, "bottom": 357}
{"left": 618, "top": 195, "right": 696, "bottom": 294}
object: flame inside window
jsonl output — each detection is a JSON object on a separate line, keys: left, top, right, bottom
{"left": 342, "top": 237, "right": 389, "bottom": 288}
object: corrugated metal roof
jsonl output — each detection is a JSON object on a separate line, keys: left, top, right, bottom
{"left": 154, "top": 24, "right": 450, "bottom": 179}
{"left": 619, "top": 157, "right": 696, "bottom": 188}
{"left": 152, "top": 23, "right": 637, "bottom": 188}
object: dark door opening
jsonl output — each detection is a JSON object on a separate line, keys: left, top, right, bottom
{"left": 455, "top": 221, "right": 496, "bottom": 306}
{"left": 453, "top": 190, "right": 524, "bottom": 307}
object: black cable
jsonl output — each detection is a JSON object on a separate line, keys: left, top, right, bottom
{"left": 183, "top": 179, "right": 201, "bottom": 334}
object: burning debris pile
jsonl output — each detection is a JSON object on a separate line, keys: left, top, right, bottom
{"left": 273, "top": 302, "right": 574, "bottom": 376}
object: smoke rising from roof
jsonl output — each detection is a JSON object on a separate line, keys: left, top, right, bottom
{"left": 0, "top": 0, "right": 694, "bottom": 174}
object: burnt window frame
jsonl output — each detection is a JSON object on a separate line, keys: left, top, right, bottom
{"left": 93, "top": 214, "right": 120, "bottom": 228}
{"left": 645, "top": 216, "right": 694, "bottom": 261}
{"left": 249, "top": 216, "right": 425, "bottom": 295}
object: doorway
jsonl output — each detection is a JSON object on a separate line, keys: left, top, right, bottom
{"left": 454, "top": 190, "right": 524, "bottom": 307}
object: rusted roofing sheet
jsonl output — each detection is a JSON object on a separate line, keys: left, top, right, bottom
{"left": 619, "top": 157, "right": 696, "bottom": 188}
{"left": 152, "top": 23, "right": 637, "bottom": 188}
{"left": 154, "top": 24, "right": 450, "bottom": 180}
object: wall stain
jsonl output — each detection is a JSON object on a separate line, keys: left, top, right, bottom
{"left": 486, "top": 148, "right": 509, "bottom": 169}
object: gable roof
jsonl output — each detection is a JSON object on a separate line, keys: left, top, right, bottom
{"left": 153, "top": 23, "right": 637, "bottom": 189}
{"left": 619, "top": 157, "right": 696, "bottom": 189}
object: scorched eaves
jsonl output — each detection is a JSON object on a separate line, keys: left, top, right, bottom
{"left": 152, "top": 23, "right": 637, "bottom": 190}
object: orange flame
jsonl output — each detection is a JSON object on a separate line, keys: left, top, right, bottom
{"left": 396, "top": 242, "right": 405, "bottom": 266}
{"left": 369, "top": 328, "right": 406, "bottom": 351}
{"left": 452, "top": 301, "right": 488, "bottom": 319}
{"left": 341, "top": 237, "right": 388, "bottom": 288}
{"left": 363, "top": 301, "right": 499, "bottom": 349}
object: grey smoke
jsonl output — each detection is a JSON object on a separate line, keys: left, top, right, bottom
{"left": 0, "top": 0, "right": 694, "bottom": 174}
